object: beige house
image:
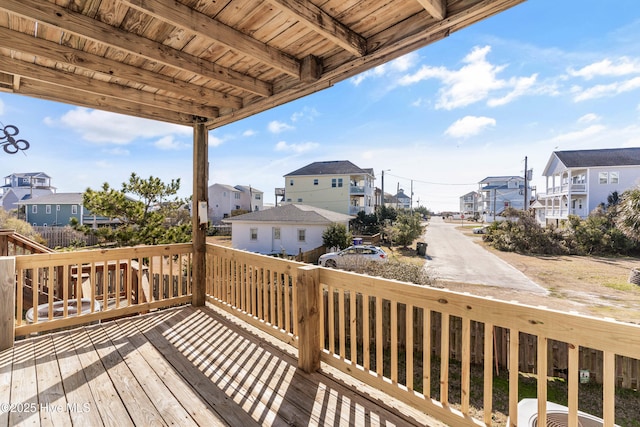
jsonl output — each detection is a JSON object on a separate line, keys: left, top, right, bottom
{"left": 283, "top": 160, "right": 375, "bottom": 215}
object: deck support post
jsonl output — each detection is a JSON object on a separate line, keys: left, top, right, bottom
{"left": 0, "top": 257, "right": 15, "bottom": 350}
{"left": 192, "top": 119, "right": 208, "bottom": 307}
{"left": 297, "top": 265, "right": 321, "bottom": 373}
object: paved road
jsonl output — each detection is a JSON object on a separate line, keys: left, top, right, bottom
{"left": 422, "top": 217, "right": 548, "bottom": 295}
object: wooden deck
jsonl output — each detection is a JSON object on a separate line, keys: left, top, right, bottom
{"left": 1, "top": 304, "right": 445, "bottom": 427}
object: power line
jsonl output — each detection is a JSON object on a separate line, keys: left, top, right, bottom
{"left": 383, "top": 172, "right": 477, "bottom": 186}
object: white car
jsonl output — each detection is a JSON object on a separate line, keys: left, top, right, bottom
{"left": 318, "top": 245, "right": 388, "bottom": 268}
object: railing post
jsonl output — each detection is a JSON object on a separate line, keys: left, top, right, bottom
{"left": 192, "top": 119, "right": 208, "bottom": 307}
{"left": 0, "top": 257, "right": 15, "bottom": 350}
{"left": 297, "top": 265, "right": 321, "bottom": 373}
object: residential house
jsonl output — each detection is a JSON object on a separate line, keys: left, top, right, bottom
{"left": 17, "top": 192, "right": 112, "bottom": 227}
{"left": 208, "top": 183, "right": 264, "bottom": 223}
{"left": 283, "top": 160, "right": 375, "bottom": 215}
{"left": 1, "top": 172, "right": 55, "bottom": 211}
{"left": 225, "top": 203, "right": 353, "bottom": 255}
{"left": 390, "top": 189, "right": 412, "bottom": 210}
{"left": 540, "top": 147, "right": 640, "bottom": 225}
{"left": 460, "top": 191, "right": 479, "bottom": 216}
{"left": 478, "top": 176, "right": 530, "bottom": 222}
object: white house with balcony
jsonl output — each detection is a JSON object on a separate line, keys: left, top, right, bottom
{"left": 208, "top": 183, "right": 264, "bottom": 223}
{"left": 478, "top": 176, "right": 529, "bottom": 222}
{"left": 283, "top": 160, "right": 375, "bottom": 215}
{"left": 540, "top": 147, "right": 640, "bottom": 225}
{"left": 460, "top": 191, "right": 479, "bottom": 216}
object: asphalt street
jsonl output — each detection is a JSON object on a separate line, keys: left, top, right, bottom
{"left": 422, "top": 216, "right": 548, "bottom": 295}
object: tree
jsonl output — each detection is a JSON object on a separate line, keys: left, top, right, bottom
{"left": 74, "top": 173, "right": 191, "bottom": 246}
{"left": 385, "top": 212, "right": 425, "bottom": 247}
{"left": 0, "top": 208, "right": 45, "bottom": 244}
{"left": 616, "top": 187, "right": 640, "bottom": 242}
{"left": 322, "top": 223, "right": 352, "bottom": 250}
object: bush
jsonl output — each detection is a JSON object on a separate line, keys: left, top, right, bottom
{"left": 322, "top": 223, "right": 352, "bottom": 250}
{"left": 337, "top": 259, "right": 433, "bottom": 286}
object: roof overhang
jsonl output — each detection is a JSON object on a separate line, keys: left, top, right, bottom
{"left": 0, "top": 0, "right": 526, "bottom": 130}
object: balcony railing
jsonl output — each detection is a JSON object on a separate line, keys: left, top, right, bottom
{"left": 3, "top": 243, "right": 640, "bottom": 426}
{"left": 350, "top": 185, "right": 365, "bottom": 194}
{"left": 547, "top": 183, "right": 587, "bottom": 195}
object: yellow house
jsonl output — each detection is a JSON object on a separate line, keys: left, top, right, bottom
{"left": 284, "top": 160, "right": 375, "bottom": 215}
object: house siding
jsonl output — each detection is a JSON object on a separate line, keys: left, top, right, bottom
{"left": 231, "top": 222, "right": 327, "bottom": 255}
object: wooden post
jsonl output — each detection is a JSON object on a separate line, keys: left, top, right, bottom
{"left": 297, "top": 265, "right": 321, "bottom": 373}
{"left": 0, "top": 257, "right": 15, "bottom": 350}
{"left": 192, "top": 119, "right": 208, "bottom": 307}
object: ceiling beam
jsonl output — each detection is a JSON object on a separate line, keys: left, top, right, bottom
{"left": 416, "top": 0, "right": 447, "bottom": 20}
{"left": 266, "top": 0, "right": 367, "bottom": 57}
{"left": 0, "top": 27, "right": 243, "bottom": 110}
{"left": 16, "top": 79, "right": 196, "bottom": 125}
{"left": 120, "top": 0, "right": 301, "bottom": 78}
{"left": 0, "top": 0, "right": 272, "bottom": 97}
{"left": 0, "top": 57, "right": 220, "bottom": 119}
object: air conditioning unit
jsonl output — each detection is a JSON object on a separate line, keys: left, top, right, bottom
{"left": 508, "top": 398, "right": 620, "bottom": 427}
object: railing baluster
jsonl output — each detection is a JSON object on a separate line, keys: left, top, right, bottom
{"left": 461, "top": 317, "right": 471, "bottom": 415}
{"left": 567, "top": 343, "right": 579, "bottom": 427}
{"left": 391, "top": 301, "right": 398, "bottom": 384}
{"left": 509, "top": 330, "right": 519, "bottom": 427}
{"left": 406, "top": 304, "right": 414, "bottom": 390}
{"left": 440, "top": 312, "right": 450, "bottom": 405}
{"left": 362, "top": 293, "right": 370, "bottom": 372}
{"left": 603, "top": 351, "right": 616, "bottom": 426}
{"left": 483, "top": 323, "right": 494, "bottom": 426}
{"left": 537, "top": 336, "right": 548, "bottom": 425}
{"left": 423, "top": 308, "right": 431, "bottom": 397}
{"left": 350, "top": 290, "right": 357, "bottom": 366}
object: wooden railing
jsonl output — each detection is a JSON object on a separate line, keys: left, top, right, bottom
{"left": 10, "top": 243, "right": 192, "bottom": 337}
{"left": 0, "top": 229, "right": 53, "bottom": 255}
{"left": 3, "top": 243, "right": 640, "bottom": 425}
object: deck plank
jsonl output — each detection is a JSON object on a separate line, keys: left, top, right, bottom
{"left": 33, "top": 335, "right": 71, "bottom": 427}
{"left": 51, "top": 331, "right": 105, "bottom": 426}
{"left": 9, "top": 339, "right": 38, "bottom": 426}
{"left": 4, "top": 305, "right": 442, "bottom": 427}
{"left": 84, "top": 325, "right": 166, "bottom": 426}
{"left": 65, "top": 328, "right": 133, "bottom": 427}
{"left": 100, "top": 319, "right": 199, "bottom": 426}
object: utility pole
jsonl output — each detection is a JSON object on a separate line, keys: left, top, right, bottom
{"left": 381, "top": 170, "right": 385, "bottom": 208}
{"left": 410, "top": 180, "right": 414, "bottom": 213}
{"left": 523, "top": 156, "right": 528, "bottom": 212}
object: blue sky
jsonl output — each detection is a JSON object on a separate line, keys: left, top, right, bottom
{"left": 1, "top": 0, "right": 640, "bottom": 212}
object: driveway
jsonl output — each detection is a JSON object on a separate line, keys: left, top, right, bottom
{"left": 422, "top": 217, "right": 548, "bottom": 295}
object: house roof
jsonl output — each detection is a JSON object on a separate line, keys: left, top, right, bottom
{"left": 17, "top": 192, "right": 83, "bottom": 205}
{"left": 0, "top": 1, "right": 523, "bottom": 129}
{"left": 479, "top": 176, "right": 524, "bottom": 184}
{"left": 234, "top": 185, "right": 263, "bottom": 194}
{"left": 210, "top": 183, "right": 240, "bottom": 193}
{"left": 285, "top": 161, "right": 373, "bottom": 177}
{"left": 225, "top": 203, "right": 353, "bottom": 224}
{"left": 554, "top": 148, "right": 640, "bottom": 168}
{"left": 3, "top": 172, "right": 51, "bottom": 179}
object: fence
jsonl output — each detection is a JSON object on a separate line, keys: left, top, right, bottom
{"left": 33, "top": 226, "right": 97, "bottom": 248}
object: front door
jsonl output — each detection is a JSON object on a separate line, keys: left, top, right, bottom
{"left": 272, "top": 227, "right": 282, "bottom": 253}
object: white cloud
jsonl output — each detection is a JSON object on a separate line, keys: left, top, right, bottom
{"left": 291, "top": 107, "right": 319, "bottom": 122}
{"left": 549, "top": 125, "right": 606, "bottom": 144}
{"left": 568, "top": 57, "right": 640, "bottom": 80}
{"left": 54, "top": 108, "right": 191, "bottom": 144}
{"left": 572, "top": 76, "right": 640, "bottom": 101}
{"left": 102, "top": 147, "right": 130, "bottom": 156}
{"left": 445, "top": 116, "right": 496, "bottom": 138}
{"left": 399, "top": 46, "right": 517, "bottom": 110}
{"left": 267, "top": 120, "right": 294, "bottom": 133}
{"left": 274, "top": 140, "right": 319, "bottom": 153}
{"left": 153, "top": 135, "right": 190, "bottom": 150}
{"left": 578, "top": 113, "right": 600, "bottom": 124}
{"left": 242, "top": 129, "right": 257, "bottom": 137}
{"left": 487, "top": 74, "right": 538, "bottom": 107}
{"left": 0, "top": 99, "right": 4, "bottom": 115}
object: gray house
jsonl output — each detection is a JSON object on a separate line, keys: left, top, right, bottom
{"left": 18, "top": 193, "right": 112, "bottom": 227}
{"left": 1, "top": 172, "right": 55, "bottom": 211}
{"left": 540, "top": 147, "right": 640, "bottom": 225}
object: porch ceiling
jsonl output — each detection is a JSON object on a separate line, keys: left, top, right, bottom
{"left": 0, "top": 0, "right": 525, "bottom": 130}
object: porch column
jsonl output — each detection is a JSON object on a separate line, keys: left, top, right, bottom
{"left": 297, "top": 265, "right": 321, "bottom": 373}
{"left": 0, "top": 257, "right": 15, "bottom": 350}
{"left": 192, "top": 119, "right": 208, "bottom": 307}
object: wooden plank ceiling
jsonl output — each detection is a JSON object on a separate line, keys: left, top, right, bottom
{"left": 0, "top": 0, "right": 525, "bottom": 130}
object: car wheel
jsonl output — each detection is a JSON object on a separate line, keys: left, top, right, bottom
{"left": 325, "top": 259, "right": 337, "bottom": 268}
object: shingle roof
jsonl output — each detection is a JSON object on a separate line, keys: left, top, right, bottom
{"left": 285, "top": 161, "right": 373, "bottom": 177}
{"left": 554, "top": 148, "right": 640, "bottom": 167}
{"left": 225, "top": 204, "right": 353, "bottom": 224}
{"left": 16, "top": 192, "right": 83, "bottom": 205}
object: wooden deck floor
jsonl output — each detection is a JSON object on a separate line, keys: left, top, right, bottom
{"left": 1, "top": 305, "right": 445, "bottom": 426}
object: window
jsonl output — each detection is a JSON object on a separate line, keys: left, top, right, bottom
{"left": 56, "top": 205, "right": 60, "bottom": 211}
{"left": 255, "top": 194, "right": 261, "bottom": 200}
{"left": 599, "top": 172, "right": 608, "bottom": 184}
{"left": 71, "top": 205, "right": 78, "bottom": 214}
{"left": 290, "top": 179, "right": 294, "bottom": 186}
{"left": 297, "top": 229, "right": 306, "bottom": 242}
{"left": 610, "top": 172, "right": 619, "bottom": 184}
{"left": 250, "top": 228, "right": 258, "bottom": 240}
{"left": 32, "top": 205, "right": 37, "bottom": 214}
{"left": 46, "top": 205, "right": 51, "bottom": 214}
{"left": 297, "top": 198, "right": 303, "bottom": 202}
{"left": 313, "top": 179, "right": 318, "bottom": 186}
{"left": 234, "top": 192, "right": 240, "bottom": 199}
{"left": 332, "top": 178, "right": 336, "bottom": 188}
{"left": 273, "top": 227, "right": 281, "bottom": 239}
{"left": 338, "top": 178, "right": 343, "bottom": 187}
